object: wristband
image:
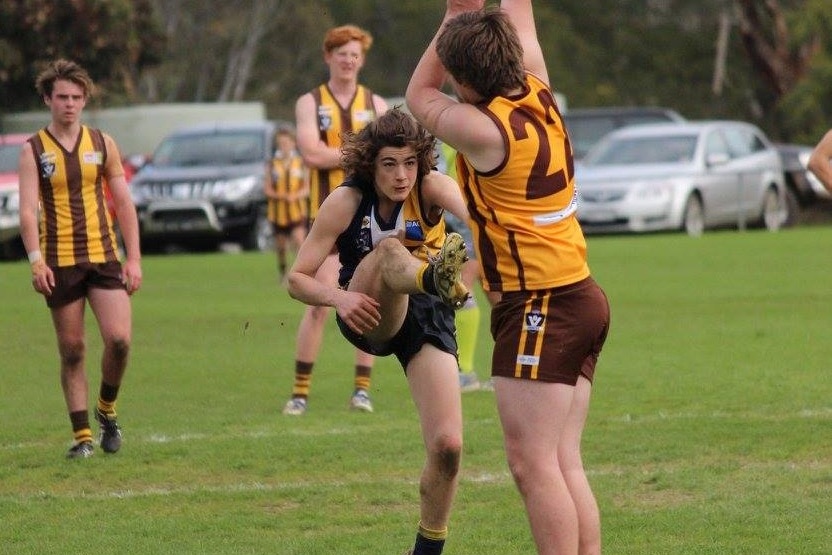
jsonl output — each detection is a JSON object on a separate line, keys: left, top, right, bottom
{"left": 28, "top": 250, "right": 42, "bottom": 264}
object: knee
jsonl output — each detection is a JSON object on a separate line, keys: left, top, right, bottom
{"left": 377, "top": 237, "right": 400, "bottom": 256}
{"left": 430, "top": 434, "right": 462, "bottom": 479}
{"left": 305, "top": 304, "right": 329, "bottom": 324}
{"left": 106, "top": 336, "right": 131, "bottom": 362}
{"left": 505, "top": 452, "right": 538, "bottom": 496}
{"left": 58, "top": 339, "right": 85, "bottom": 367}
{"left": 376, "top": 237, "right": 402, "bottom": 267}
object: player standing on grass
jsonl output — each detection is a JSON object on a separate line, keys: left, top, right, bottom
{"left": 282, "top": 24, "right": 389, "bottom": 416}
{"left": 407, "top": 2, "right": 611, "bottom": 554}
{"left": 266, "top": 125, "right": 309, "bottom": 284}
{"left": 286, "top": 107, "right": 469, "bottom": 555}
{"left": 18, "top": 59, "right": 142, "bottom": 459}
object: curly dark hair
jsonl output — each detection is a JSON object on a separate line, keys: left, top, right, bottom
{"left": 340, "top": 106, "right": 437, "bottom": 190}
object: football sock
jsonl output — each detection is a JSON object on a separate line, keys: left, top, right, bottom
{"left": 413, "top": 522, "right": 448, "bottom": 555}
{"left": 416, "top": 263, "right": 438, "bottom": 296}
{"left": 354, "top": 365, "right": 372, "bottom": 391}
{"left": 98, "top": 382, "right": 119, "bottom": 416}
{"left": 291, "top": 361, "right": 313, "bottom": 399}
{"left": 454, "top": 301, "right": 480, "bottom": 374}
{"left": 69, "top": 410, "right": 92, "bottom": 444}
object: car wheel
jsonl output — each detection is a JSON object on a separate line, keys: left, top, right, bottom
{"left": 782, "top": 186, "right": 800, "bottom": 227}
{"left": 242, "top": 211, "right": 273, "bottom": 252}
{"left": 760, "top": 187, "right": 787, "bottom": 232}
{"left": 682, "top": 194, "right": 704, "bottom": 237}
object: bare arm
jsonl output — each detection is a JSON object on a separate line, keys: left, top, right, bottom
{"left": 17, "top": 142, "right": 41, "bottom": 260}
{"left": 103, "top": 134, "right": 142, "bottom": 293}
{"left": 422, "top": 170, "right": 469, "bottom": 223}
{"left": 372, "top": 94, "right": 390, "bottom": 117}
{"left": 808, "top": 129, "right": 832, "bottom": 193}
{"left": 294, "top": 92, "right": 342, "bottom": 170}
{"left": 17, "top": 141, "right": 55, "bottom": 294}
{"left": 286, "top": 187, "right": 381, "bottom": 333}
{"left": 406, "top": 0, "right": 503, "bottom": 171}
{"left": 501, "top": 0, "right": 548, "bottom": 83}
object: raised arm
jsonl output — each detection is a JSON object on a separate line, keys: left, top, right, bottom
{"left": 501, "top": 0, "right": 548, "bottom": 84}
{"left": 406, "top": 0, "right": 503, "bottom": 171}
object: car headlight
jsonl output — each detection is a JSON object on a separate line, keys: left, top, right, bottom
{"left": 212, "top": 175, "right": 260, "bottom": 201}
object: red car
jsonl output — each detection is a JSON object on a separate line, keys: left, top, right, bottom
{"left": 0, "top": 133, "right": 28, "bottom": 258}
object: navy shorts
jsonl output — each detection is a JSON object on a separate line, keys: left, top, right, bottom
{"left": 337, "top": 293, "right": 458, "bottom": 371}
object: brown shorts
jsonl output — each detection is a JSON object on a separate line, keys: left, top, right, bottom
{"left": 490, "top": 277, "right": 610, "bottom": 385}
{"left": 46, "top": 262, "right": 125, "bottom": 308}
{"left": 271, "top": 221, "right": 306, "bottom": 235}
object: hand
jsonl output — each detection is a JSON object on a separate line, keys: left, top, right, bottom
{"left": 30, "top": 259, "right": 55, "bottom": 296}
{"left": 122, "top": 259, "right": 143, "bottom": 295}
{"left": 334, "top": 290, "right": 381, "bottom": 335}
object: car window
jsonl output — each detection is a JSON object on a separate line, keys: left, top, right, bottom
{"left": 0, "top": 143, "right": 23, "bottom": 172}
{"left": 722, "top": 127, "right": 766, "bottom": 159}
{"left": 585, "top": 135, "right": 697, "bottom": 165}
{"left": 565, "top": 118, "right": 618, "bottom": 160}
{"left": 705, "top": 130, "right": 730, "bottom": 159}
{"left": 153, "top": 131, "right": 265, "bottom": 167}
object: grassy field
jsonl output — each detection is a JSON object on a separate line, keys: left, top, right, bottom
{"left": 1, "top": 227, "right": 830, "bottom": 554}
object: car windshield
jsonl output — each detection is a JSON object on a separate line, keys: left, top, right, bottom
{"left": 152, "top": 131, "right": 264, "bottom": 167}
{"left": 0, "top": 143, "right": 23, "bottom": 172}
{"left": 585, "top": 135, "right": 697, "bottom": 166}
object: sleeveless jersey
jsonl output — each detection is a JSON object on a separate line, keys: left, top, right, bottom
{"left": 309, "top": 84, "right": 378, "bottom": 219}
{"left": 336, "top": 178, "right": 445, "bottom": 288}
{"left": 28, "top": 126, "right": 119, "bottom": 267}
{"left": 457, "top": 72, "right": 589, "bottom": 292}
{"left": 268, "top": 152, "right": 308, "bottom": 227}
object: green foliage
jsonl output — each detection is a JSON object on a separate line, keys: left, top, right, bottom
{"left": 1, "top": 226, "right": 831, "bottom": 553}
{"left": 3, "top": 1, "right": 831, "bottom": 140}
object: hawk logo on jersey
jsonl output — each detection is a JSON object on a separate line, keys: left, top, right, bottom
{"left": 405, "top": 220, "right": 425, "bottom": 241}
{"left": 317, "top": 105, "right": 334, "bottom": 131}
{"left": 38, "top": 152, "right": 57, "bottom": 179}
{"left": 524, "top": 310, "right": 545, "bottom": 333}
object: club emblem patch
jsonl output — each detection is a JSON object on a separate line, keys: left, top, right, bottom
{"left": 317, "top": 106, "right": 333, "bottom": 131}
{"left": 405, "top": 220, "right": 424, "bottom": 241}
{"left": 524, "top": 309, "right": 545, "bottom": 333}
{"left": 82, "top": 151, "right": 103, "bottom": 165}
{"left": 38, "top": 152, "right": 57, "bottom": 179}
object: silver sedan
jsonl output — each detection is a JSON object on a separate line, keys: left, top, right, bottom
{"left": 575, "top": 121, "right": 788, "bottom": 236}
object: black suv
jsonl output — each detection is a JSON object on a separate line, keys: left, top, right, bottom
{"left": 563, "top": 106, "right": 686, "bottom": 160}
{"left": 130, "top": 121, "right": 276, "bottom": 251}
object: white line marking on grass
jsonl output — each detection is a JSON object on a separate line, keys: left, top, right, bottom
{"left": 2, "top": 408, "right": 828, "bottom": 453}
{"left": 607, "top": 407, "right": 831, "bottom": 424}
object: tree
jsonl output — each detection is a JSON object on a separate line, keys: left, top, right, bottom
{"left": 734, "top": 0, "right": 830, "bottom": 142}
{"left": 0, "top": 0, "right": 165, "bottom": 113}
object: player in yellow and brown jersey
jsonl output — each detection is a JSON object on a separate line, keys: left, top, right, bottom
{"left": 265, "top": 126, "right": 309, "bottom": 282}
{"left": 284, "top": 24, "right": 388, "bottom": 416}
{"left": 18, "top": 59, "right": 142, "bottom": 460}
{"left": 408, "top": 2, "right": 611, "bottom": 553}
{"left": 286, "top": 108, "right": 469, "bottom": 555}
